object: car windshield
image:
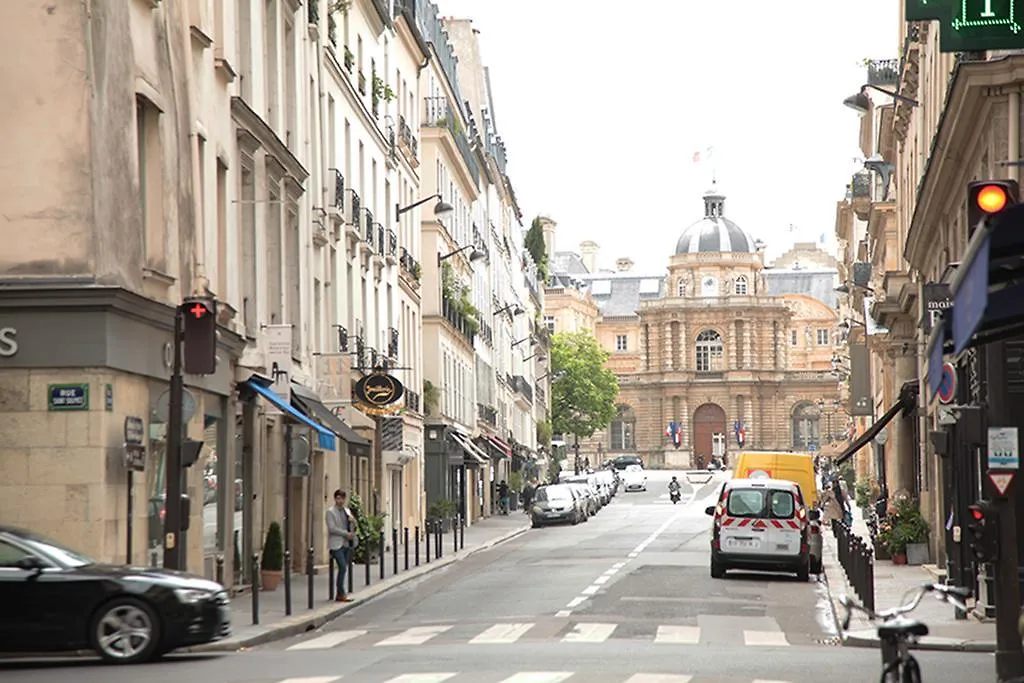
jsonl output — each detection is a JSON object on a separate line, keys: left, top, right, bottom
{"left": 15, "top": 530, "right": 96, "bottom": 568}
{"left": 768, "top": 490, "right": 796, "bottom": 519}
{"left": 726, "top": 489, "right": 765, "bottom": 518}
{"left": 536, "top": 486, "right": 572, "bottom": 502}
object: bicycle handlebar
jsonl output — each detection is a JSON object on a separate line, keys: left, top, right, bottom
{"left": 839, "top": 582, "right": 971, "bottom": 631}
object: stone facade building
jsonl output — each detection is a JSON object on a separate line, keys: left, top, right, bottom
{"left": 547, "top": 189, "right": 844, "bottom": 468}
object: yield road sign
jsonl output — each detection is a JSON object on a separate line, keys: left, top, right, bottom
{"left": 989, "top": 471, "right": 1015, "bottom": 497}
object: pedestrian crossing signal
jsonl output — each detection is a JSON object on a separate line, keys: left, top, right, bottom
{"left": 967, "top": 180, "right": 1019, "bottom": 238}
{"left": 180, "top": 297, "right": 217, "bottom": 375}
{"left": 965, "top": 499, "right": 999, "bottom": 563}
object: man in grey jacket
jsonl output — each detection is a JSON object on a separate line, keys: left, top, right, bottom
{"left": 326, "top": 489, "right": 357, "bottom": 602}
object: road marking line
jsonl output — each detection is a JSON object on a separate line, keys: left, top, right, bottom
{"left": 285, "top": 631, "right": 366, "bottom": 650}
{"left": 752, "top": 680, "right": 794, "bottom": 683}
{"left": 743, "top": 630, "right": 790, "bottom": 646}
{"left": 374, "top": 625, "right": 452, "bottom": 646}
{"left": 381, "top": 675, "right": 458, "bottom": 683}
{"left": 594, "top": 575, "right": 610, "bottom": 584}
{"left": 561, "top": 622, "right": 617, "bottom": 643}
{"left": 554, "top": 610, "right": 572, "bottom": 617}
{"left": 653, "top": 625, "right": 701, "bottom": 644}
{"left": 497, "top": 674, "right": 574, "bottom": 683}
{"left": 470, "top": 623, "right": 534, "bottom": 644}
{"left": 278, "top": 678, "right": 343, "bottom": 683}
{"left": 624, "top": 675, "right": 694, "bottom": 683}
{"left": 581, "top": 584, "right": 600, "bottom": 595}
{"left": 612, "top": 562, "right": 625, "bottom": 569}
{"left": 566, "top": 596, "right": 586, "bottom": 608}
{"left": 628, "top": 552, "right": 639, "bottom": 557}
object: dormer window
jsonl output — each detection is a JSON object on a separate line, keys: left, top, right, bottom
{"left": 734, "top": 275, "right": 748, "bottom": 295}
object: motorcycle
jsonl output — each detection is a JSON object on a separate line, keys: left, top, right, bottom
{"left": 670, "top": 490, "right": 681, "bottom": 504}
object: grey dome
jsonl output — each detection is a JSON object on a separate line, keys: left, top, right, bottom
{"left": 674, "top": 188, "right": 758, "bottom": 255}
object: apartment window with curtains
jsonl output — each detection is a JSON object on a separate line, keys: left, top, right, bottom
{"left": 136, "top": 96, "right": 166, "bottom": 270}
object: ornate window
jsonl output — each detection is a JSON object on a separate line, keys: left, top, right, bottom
{"left": 609, "top": 405, "right": 636, "bottom": 451}
{"left": 695, "top": 329, "right": 724, "bottom": 372}
{"left": 734, "top": 275, "right": 748, "bottom": 295}
{"left": 677, "top": 278, "right": 687, "bottom": 297}
{"left": 791, "top": 402, "right": 821, "bottom": 450}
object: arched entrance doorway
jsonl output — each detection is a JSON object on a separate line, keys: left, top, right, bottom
{"left": 693, "top": 403, "right": 727, "bottom": 467}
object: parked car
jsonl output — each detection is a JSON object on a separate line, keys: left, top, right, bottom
{"left": 611, "top": 455, "right": 644, "bottom": 471}
{"left": 530, "top": 485, "right": 585, "bottom": 527}
{"left": 0, "top": 526, "right": 231, "bottom": 663}
{"left": 567, "top": 482, "right": 599, "bottom": 516}
{"left": 704, "top": 478, "right": 815, "bottom": 581}
{"left": 621, "top": 464, "right": 647, "bottom": 492}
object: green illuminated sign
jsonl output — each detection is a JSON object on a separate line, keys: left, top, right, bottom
{"left": 906, "top": 0, "right": 950, "bottom": 20}
{"left": 939, "top": 0, "right": 1024, "bottom": 52}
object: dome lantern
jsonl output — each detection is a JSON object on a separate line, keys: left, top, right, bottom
{"left": 674, "top": 186, "right": 759, "bottom": 255}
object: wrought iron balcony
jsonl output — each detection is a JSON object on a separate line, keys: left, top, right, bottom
{"left": 512, "top": 375, "right": 533, "bottom": 403}
{"left": 422, "top": 96, "right": 480, "bottom": 186}
{"left": 358, "top": 72, "right": 367, "bottom": 95}
{"left": 336, "top": 325, "right": 348, "bottom": 352}
{"left": 866, "top": 58, "right": 899, "bottom": 87}
{"left": 398, "top": 115, "right": 418, "bottom": 159}
{"left": 441, "top": 297, "right": 476, "bottom": 344}
{"left": 387, "top": 229, "right": 398, "bottom": 257}
{"left": 363, "top": 208, "right": 375, "bottom": 247}
{"left": 477, "top": 402, "right": 497, "bottom": 427}
{"left": 368, "top": 347, "right": 379, "bottom": 369}
{"left": 399, "top": 247, "right": 421, "bottom": 282}
{"left": 388, "top": 327, "right": 399, "bottom": 358}
{"left": 377, "top": 224, "right": 386, "bottom": 254}
{"left": 851, "top": 172, "right": 871, "bottom": 199}
{"left": 478, "top": 320, "right": 493, "bottom": 346}
{"left": 332, "top": 170, "right": 344, "bottom": 208}
{"left": 355, "top": 336, "right": 366, "bottom": 369}
{"left": 535, "top": 382, "right": 546, "bottom": 406}
{"left": 350, "top": 190, "right": 361, "bottom": 226}
{"left": 343, "top": 47, "right": 354, "bottom": 73}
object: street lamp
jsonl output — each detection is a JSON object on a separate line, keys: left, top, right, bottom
{"left": 438, "top": 244, "right": 487, "bottom": 264}
{"left": 842, "top": 85, "right": 919, "bottom": 114}
{"left": 522, "top": 352, "right": 545, "bottom": 362}
{"left": 511, "top": 336, "right": 534, "bottom": 348}
{"left": 495, "top": 303, "right": 525, "bottom": 317}
{"left": 395, "top": 193, "right": 454, "bottom": 223}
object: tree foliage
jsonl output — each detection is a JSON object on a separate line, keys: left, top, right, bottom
{"left": 525, "top": 217, "right": 549, "bottom": 282}
{"left": 550, "top": 332, "right": 618, "bottom": 439}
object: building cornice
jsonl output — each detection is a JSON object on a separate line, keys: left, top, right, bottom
{"left": 230, "top": 97, "right": 309, "bottom": 182}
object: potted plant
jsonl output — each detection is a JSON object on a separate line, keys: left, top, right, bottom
{"left": 260, "top": 522, "right": 284, "bottom": 591}
{"left": 877, "top": 499, "right": 929, "bottom": 565}
{"left": 349, "top": 493, "right": 386, "bottom": 564}
{"left": 428, "top": 499, "right": 457, "bottom": 533}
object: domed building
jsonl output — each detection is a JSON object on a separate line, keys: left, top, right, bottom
{"left": 546, "top": 187, "right": 845, "bottom": 468}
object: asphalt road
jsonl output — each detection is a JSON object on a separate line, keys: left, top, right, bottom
{"left": 1, "top": 470, "right": 995, "bottom": 682}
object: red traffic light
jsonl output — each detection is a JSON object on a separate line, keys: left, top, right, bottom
{"left": 970, "top": 507, "right": 985, "bottom": 521}
{"left": 976, "top": 184, "right": 1009, "bottom": 214}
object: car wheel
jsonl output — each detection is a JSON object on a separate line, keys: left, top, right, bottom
{"left": 90, "top": 597, "right": 161, "bottom": 664}
{"left": 710, "top": 557, "right": 726, "bottom": 579}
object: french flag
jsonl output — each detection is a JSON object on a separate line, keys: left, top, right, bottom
{"left": 734, "top": 420, "right": 746, "bottom": 448}
{"left": 665, "top": 422, "right": 681, "bottom": 449}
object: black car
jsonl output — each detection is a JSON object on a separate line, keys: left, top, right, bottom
{"left": 0, "top": 526, "right": 230, "bottom": 663}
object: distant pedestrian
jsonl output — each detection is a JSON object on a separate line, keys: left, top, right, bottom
{"left": 522, "top": 479, "right": 536, "bottom": 512}
{"left": 326, "top": 489, "right": 357, "bottom": 602}
{"left": 497, "top": 480, "right": 510, "bottom": 515}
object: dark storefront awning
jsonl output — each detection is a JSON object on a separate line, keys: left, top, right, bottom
{"left": 289, "top": 383, "right": 372, "bottom": 457}
{"left": 949, "top": 202, "right": 1024, "bottom": 354}
{"left": 241, "top": 379, "right": 336, "bottom": 451}
{"left": 835, "top": 381, "right": 919, "bottom": 467}
{"left": 476, "top": 435, "right": 512, "bottom": 459}
{"left": 448, "top": 431, "right": 488, "bottom": 466}
{"left": 926, "top": 313, "right": 953, "bottom": 400}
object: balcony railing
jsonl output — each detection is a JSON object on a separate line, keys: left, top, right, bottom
{"left": 422, "top": 96, "right": 480, "bottom": 186}
{"left": 388, "top": 327, "right": 399, "bottom": 359}
{"left": 358, "top": 72, "right": 367, "bottom": 95}
{"left": 441, "top": 297, "right": 476, "bottom": 344}
{"left": 512, "top": 375, "right": 533, "bottom": 403}
{"left": 398, "top": 115, "right": 418, "bottom": 159}
{"left": 477, "top": 402, "right": 497, "bottom": 428}
{"left": 387, "top": 229, "right": 398, "bottom": 257}
{"left": 866, "top": 58, "right": 899, "bottom": 87}
{"left": 376, "top": 224, "right": 385, "bottom": 254}
{"left": 851, "top": 172, "right": 871, "bottom": 199}
{"left": 332, "top": 170, "right": 344, "bottom": 208}
{"left": 350, "top": 190, "right": 361, "bottom": 226}
{"left": 478, "top": 320, "right": 493, "bottom": 346}
{"left": 364, "top": 209, "right": 375, "bottom": 247}
{"left": 399, "top": 247, "right": 421, "bottom": 282}
{"left": 535, "top": 382, "right": 546, "bottom": 406}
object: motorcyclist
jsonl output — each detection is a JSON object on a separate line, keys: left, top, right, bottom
{"left": 668, "top": 476, "right": 681, "bottom": 499}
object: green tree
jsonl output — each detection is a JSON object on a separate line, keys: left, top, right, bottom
{"left": 525, "top": 216, "right": 549, "bottom": 282}
{"left": 550, "top": 332, "right": 618, "bottom": 439}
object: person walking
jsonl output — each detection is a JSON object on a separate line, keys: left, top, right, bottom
{"left": 326, "top": 489, "right": 357, "bottom": 602}
{"left": 497, "top": 479, "right": 510, "bottom": 515}
{"left": 521, "top": 478, "right": 536, "bottom": 513}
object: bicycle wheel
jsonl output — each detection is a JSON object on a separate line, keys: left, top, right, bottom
{"left": 900, "top": 656, "right": 923, "bottom": 683}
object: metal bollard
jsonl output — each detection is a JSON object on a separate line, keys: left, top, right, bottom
{"left": 460, "top": 516, "right": 465, "bottom": 550}
{"left": 865, "top": 545, "right": 876, "bottom": 611}
{"left": 393, "top": 528, "right": 399, "bottom": 576}
{"left": 425, "top": 522, "right": 431, "bottom": 563}
{"left": 436, "top": 520, "right": 442, "bottom": 559}
{"left": 307, "top": 545, "right": 315, "bottom": 610}
{"left": 328, "top": 552, "right": 335, "bottom": 601}
{"left": 284, "top": 550, "right": 292, "bottom": 616}
{"left": 364, "top": 545, "right": 371, "bottom": 586}
{"left": 216, "top": 555, "right": 225, "bottom": 585}
{"left": 379, "top": 531, "right": 385, "bottom": 579}
{"left": 404, "top": 527, "right": 410, "bottom": 571}
{"left": 347, "top": 549, "right": 354, "bottom": 595}
{"left": 453, "top": 515, "right": 459, "bottom": 553}
{"left": 251, "top": 554, "right": 260, "bottom": 625}
{"left": 414, "top": 526, "right": 420, "bottom": 566}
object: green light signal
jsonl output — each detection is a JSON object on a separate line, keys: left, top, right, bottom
{"left": 906, "top": 0, "right": 950, "bottom": 21}
{"left": 940, "top": 0, "right": 1024, "bottom": 51}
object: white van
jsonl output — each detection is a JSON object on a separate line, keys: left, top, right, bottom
{"left": 704, "top": 478, "right": 812, "bottom": 581}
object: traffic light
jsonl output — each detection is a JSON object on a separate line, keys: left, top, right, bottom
{"left": 965, "top": 499, "right": 999, "bottom": 563}
{"left": 180, "top": 297, "right": 217, "bottom": 375}
{"left": 967, "top": 180, "right": 1019, "bottom": 237}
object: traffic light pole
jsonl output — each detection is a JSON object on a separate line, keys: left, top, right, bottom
{"left": 163, "top": 308, "right": 185, "bottom": 571}
{"left": 984, "top": 342, "right": 1024, "bottom": 680}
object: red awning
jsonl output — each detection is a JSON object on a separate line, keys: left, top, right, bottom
{"left": 487, "top": 435, "right": 512, "bottom": 458}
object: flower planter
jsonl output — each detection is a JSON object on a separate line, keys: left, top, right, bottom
{"left": 260, "top": 570, "right": 282, "bottom": 591}
{"left": 906, "top": 542, "right": 930, "bottom": 566}
{"left": 874, "top": 540, "right": 892, "bottom": 560}
{"left": 892, "top": 553, "right": 908, "bottom": 565}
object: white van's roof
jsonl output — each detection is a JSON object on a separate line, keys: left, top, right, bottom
{"left": 725, "top": 477, "right": 800, "bottom": 491}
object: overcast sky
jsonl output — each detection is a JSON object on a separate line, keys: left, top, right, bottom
{"left": 435, "top": 0, "right": 898, "bottom": 271}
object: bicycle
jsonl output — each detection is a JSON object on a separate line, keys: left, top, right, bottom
{"left": 839, "top": 581, "right": 972, "bottom": 683}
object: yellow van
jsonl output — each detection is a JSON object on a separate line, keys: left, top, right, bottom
{"left": 732, "top": 451, "right": 819, "bottom": 508}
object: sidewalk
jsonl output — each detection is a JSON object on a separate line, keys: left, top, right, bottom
{"left": 190, "top": 514, "right": 530, "bottom": 652}
{"left": 821, "top": 505, "right": 997, "bottom": 652}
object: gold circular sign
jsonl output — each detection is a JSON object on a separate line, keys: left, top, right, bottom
{"left": 355, "top": 372, "right": 404, "bottom": 407}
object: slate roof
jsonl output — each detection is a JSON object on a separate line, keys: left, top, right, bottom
{"left": 763, "top": 267, "right": 839, "bottom": 309}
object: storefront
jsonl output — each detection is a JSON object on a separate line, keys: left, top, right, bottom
{"left": 424, "top": 424, "right": 489, "bottom": 524}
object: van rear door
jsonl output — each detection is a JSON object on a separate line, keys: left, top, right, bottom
{"left": 719, "top": 487, "right": 769, "bottom": 555}
{"left": 764, "top": 488, "right": 803, "bottom": 557}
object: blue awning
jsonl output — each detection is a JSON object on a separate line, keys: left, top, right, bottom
{"left": 242, "top": 380, "right": 337, "bottom": 451}
{"left": 926, "top": 314, "right": 951, "bottom": 400}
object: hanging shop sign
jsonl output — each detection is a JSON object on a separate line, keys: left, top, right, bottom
{"left": 354, "top": 372, "right": 405, "bottom": 408}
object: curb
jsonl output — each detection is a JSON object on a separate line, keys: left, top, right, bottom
{"left": 185, "top": 524, "right": 531, "bottom": 653}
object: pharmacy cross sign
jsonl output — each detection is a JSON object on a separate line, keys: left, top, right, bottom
{"left": 189, "top": 303, "right": 207, "bottom": 319}
{"left": 939, "top": 0, "right": 1024, "bottom": 52}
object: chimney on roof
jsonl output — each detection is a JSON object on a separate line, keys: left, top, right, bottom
{"left": 616, "top": 257, "right": 634, "bottom": 272}
{"left": 579, "top": 240, "right": 599, "bottom": 273}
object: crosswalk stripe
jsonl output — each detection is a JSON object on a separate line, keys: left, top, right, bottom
{"left": 375, "top": 625, "right": 452, "bottom": 646}
{"left": 277, "top": 678, "right": 342, "bottom": 683}
{"left": 743, "top": 630, "right": 789, "bottom": 646}
{"left": 496, "top": 674, "right": 574, "bottom": 683}
{"left": 752, "top": 680, "right": 794, "bottom": 683}
{"left": 653, "top": 625, "right": 700, "bottom": 644}
{"left": 561, "top": 622, "right": 616, "bottom": 643}
{"left": 623, "top": 675, "right": 694, "bottom": 683}
{"left": 470, "top": 623, "right": 535, "bottom": 644}
{"left": 381, "top": 675, "right": 457, "bottom": 683}
{"left": 286, "top": 630, "right": 366, "bottom": 650}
